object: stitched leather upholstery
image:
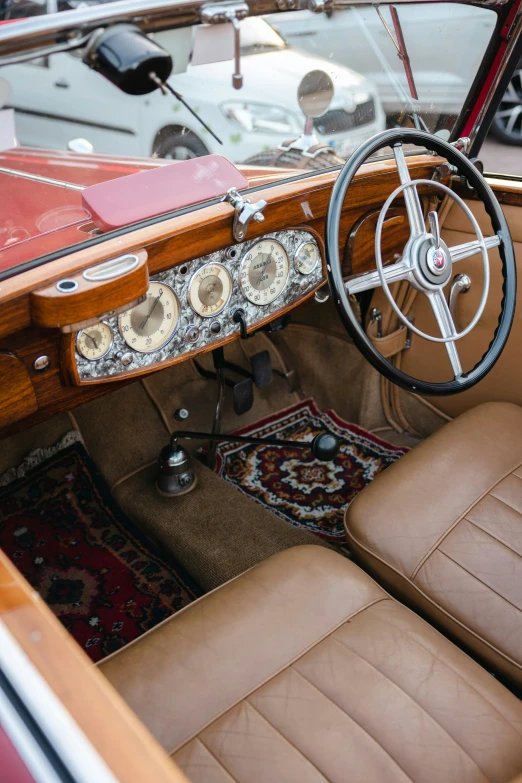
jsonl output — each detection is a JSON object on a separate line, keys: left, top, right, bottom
{"left": 100, "top": 546, "right": 522, "bottom": 782}
{"left": 345, "top": 401, "right": 522, "bottom": 687}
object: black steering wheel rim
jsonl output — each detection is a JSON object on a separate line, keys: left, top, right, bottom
{"left": 325, "top": 128, "right": 517, "bottom": 396}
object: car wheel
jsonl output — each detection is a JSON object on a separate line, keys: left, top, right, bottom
{"left": 491, "top": 63, "right": 522, "bottom": 145}
{"left": 153, "top": 128, "right": 209, "bottom": 160}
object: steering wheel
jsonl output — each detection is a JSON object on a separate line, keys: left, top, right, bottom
{"left": 325, "top": 128, "right": 516, "bottom": 396}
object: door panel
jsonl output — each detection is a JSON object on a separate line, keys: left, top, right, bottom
{"left": 400, "top": 197, "right": 522, "bottom": 418}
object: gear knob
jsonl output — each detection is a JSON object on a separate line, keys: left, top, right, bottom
{"left": 310, "top": 433, "right": 340, "bottom": 462}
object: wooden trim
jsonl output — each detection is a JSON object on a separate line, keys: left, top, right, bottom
{"left": 31, "top": 250, "right": 149, "bottom": 330}
{"left": 0, "top": 549, "right": 188, "bottom": 783}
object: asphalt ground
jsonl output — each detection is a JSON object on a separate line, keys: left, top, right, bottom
{"left": 481, "top": 137, "right": 522, "bottom": 177}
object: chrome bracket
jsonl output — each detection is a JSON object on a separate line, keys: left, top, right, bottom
{"left": 308, "top": 0, "right": 333, "bottom": 12}
{"left": 451, "top": 137, "right": 471, "bottom": 155}
{"left": 200, "top": 1, "right": 248, "bottom": 89}
{"left": 222, "top": 187, "right": 267, "bottom": 242}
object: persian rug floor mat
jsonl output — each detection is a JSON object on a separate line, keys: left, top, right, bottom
{"left": 214, "top": 398, "right": 408, "bottom": 545}
{"left": 0, "top": 436, "right": 200, "bottom": 662}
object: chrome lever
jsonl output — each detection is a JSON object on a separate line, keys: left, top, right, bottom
{"left": 428, "top": 210, "right": 441, "bottom": 248}
{"left": 449, "top": 273, "right": 471, "bottom": 330}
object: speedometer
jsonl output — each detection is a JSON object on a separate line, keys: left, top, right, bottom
{"left": 239, "top": 239, "right": 290, "bottom": 305}
{"left": 118, "top": 281, "right": 180, "bottom": 353}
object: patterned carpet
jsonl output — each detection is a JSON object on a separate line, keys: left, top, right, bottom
{"left": 0, "top": 438, "right": 199, "bottom": 662}
{"left": 214, "top": 398, "right": 408, "bottom": 544}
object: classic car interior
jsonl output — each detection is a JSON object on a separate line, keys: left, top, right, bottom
{"left": 2, "top": 0, "right": 522, "bottom": 781}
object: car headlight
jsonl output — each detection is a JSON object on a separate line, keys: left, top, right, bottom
{"left": 221, "top": 102, "right": 302, "bottom": 135}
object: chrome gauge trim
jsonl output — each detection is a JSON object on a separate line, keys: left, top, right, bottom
{"left": 75, "top": 229, "right": 324, "bottom": 381}
{"left": 238, "top": 238, "right": 290, "bottom": 306}
{"left": 294, "top": 240, "right": 320, "bottom": 276}
{"left": 76, "top": 321, "right": 113, "bottom": 361}
{"left": 117, "top": 280, "right": 180, "bottom": 354}
{"left": 187, "top": 262, "right": 233, "bottom": 318}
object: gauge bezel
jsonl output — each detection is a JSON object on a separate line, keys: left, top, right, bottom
{"left": 238, "top": 238, "right": 290, "bottom": 306}
{"left": 187, "top": 261, "right": 233, "bottom": 318}
{"left": 294, "top": 240, "right": 320, "bottom": 276}
{"left": 76, "top": 321, "right": 113, "bottom": 362}
{"left": 118, "top": 280, "right": 180, "bottom": 354}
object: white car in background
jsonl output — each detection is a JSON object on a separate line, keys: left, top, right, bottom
{"left": 268, "top": 5, "right": 495, "bottom": 120}
{"left": 2, "top": 17, "right": 385, "bottom": 161}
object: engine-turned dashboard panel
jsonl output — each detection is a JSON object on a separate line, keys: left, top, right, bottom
{"left": 71, "top": 229, "right": 324, "bottom": 383}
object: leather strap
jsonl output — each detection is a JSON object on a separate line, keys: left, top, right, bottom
{"left": 367, "top": 319, "right": 408, "bottom": 359}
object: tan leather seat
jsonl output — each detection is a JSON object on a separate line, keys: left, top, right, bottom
{"left": 100, "top": 546, "right": 522, "bottom": 782}
{"left": 345, "top": 401, "right": 522, "bottom": 688}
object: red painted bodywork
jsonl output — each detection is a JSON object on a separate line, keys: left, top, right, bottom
{"left": 0, "top": 722, "right": 37, "bottom": 783}
{"left": 0, "top": 147, "right": 169, "bottom": 273}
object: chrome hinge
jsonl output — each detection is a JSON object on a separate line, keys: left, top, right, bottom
{"left": 222, "top": 188, "right": 267, "bottom": 242}
{"left": 308, "top": 0, "right": 333, "bottom": 12}
{"left": 451, "top": 137, "right": 471, "bottom": 155}
{"left": 200, "top": 1, "right": 248, "bottom": 89}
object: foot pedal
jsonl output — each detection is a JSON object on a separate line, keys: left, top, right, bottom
{"left": 233, "top": 378, "right": 254, "bottom": 415}
{"left": 250, "top": 350, "right": 273, "bottom": 389}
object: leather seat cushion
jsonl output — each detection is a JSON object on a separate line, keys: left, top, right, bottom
{"left": 99, "top": 546, "right": 522, "bottom": 783}
{"left": 345, "top": 401, "right": 522, "bottom": 687}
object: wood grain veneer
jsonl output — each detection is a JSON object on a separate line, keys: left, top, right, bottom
{"left": 30, "top": 249, "right": 149, "bottom": 330}
{"left": 343, "top": 206, "right": 409, "bottom": 278}
{"left": 0, "top": 549, "right": 188, "bottom": 783}
{"left": 0, "top": 352, "right": 37, "bottom": 428}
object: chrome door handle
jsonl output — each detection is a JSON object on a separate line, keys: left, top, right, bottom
{"left": 54, "top": 79, "right": 69, "bottom": 88}
{"left": 449, "top": 273, "right": 471, "bottom": 330}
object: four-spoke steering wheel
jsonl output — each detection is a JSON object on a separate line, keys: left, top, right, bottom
{"left": 325, "top": 129, "right": 517, "bottom": 396}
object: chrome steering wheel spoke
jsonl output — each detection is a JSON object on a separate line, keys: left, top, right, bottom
{"left": 393, "top": 143, "right": 425, "bottom": 237}
{"left": 345, "top": 258, "right": 411, "bottom": 295}
{"left": 427, "top": 289, "right": 463, "bottom": 378}
{"left": 449, "top": 234, "right": 501, "bottom": 263}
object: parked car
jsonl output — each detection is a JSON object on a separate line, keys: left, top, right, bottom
{"left": 268, "top": 5, "right": 496, "bottom": 123}
{"left": 2, "top": 17, "right": 385, "bottom": 161}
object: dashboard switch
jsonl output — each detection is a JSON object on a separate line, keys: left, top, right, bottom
{"left": 210, "top": 321, "right": 221, "bottom": 335}
{"left": 185, "top": 326, "right": 200, "bottom": 344}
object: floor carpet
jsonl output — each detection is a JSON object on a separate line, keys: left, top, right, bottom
{"left": 214, "top": 398, "right": 408, "bottom": 544}
{"left": 0, "top": 438, "right": 200, "bottom": 662}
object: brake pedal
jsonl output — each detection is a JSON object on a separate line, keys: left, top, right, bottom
{"left": 250, "top": 350, "right": 273, "bottom": 389}
{"left": 233, "top": 378, "right": 254, "bottom": 415}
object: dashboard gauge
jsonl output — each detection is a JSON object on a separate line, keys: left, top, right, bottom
{"left": 118, "top": 281, "right": 179, "bottom": 354}
{"left": 239, "top": 239, "right": 289, "bottom": 305}
{"left": 76, "top": 322, "right": 113, "bottom": 361}
{"left": 188, "top": 262, "right": 232, "bottom": 317}
{"left": 294, "top": 241, "right": 319, "bottom": 275}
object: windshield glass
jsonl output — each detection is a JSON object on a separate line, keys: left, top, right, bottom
{"left": 0, "top": 2, "right": 497, "bottom": 274}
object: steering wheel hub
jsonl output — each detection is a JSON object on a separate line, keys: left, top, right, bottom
{"left": 420, "top": 240, "right": 453, "bottom": 285}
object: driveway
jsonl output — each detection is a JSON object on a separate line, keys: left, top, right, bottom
{"left": 482, "top": 137, "right": 522, "bottom": 176}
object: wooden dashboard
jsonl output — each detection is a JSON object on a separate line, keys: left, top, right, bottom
{"left": 0, "top": 153, "right": 447, "bottom": 436}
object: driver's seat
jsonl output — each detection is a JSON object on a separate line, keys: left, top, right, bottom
{"left": 345, "top": 401, "right": 522, "bottom": 688}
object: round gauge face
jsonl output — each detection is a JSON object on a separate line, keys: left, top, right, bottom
{"left": 239, "top": 240, "right": 290, "bottom": 305}
{"left": 294, "top": 240, "right": 319, "bottom": 275}
{"left": 76, "top": 322, "right": 113, "bottom": 361}
{"left": 188, "top": 262, "right": 232, "bottom": 317}
{"left": 118, "top": 281, "right": 180, "bottom": 354}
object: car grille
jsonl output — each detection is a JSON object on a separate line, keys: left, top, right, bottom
{"left": 313, "top": 100, "right": 376, "bottom": 135}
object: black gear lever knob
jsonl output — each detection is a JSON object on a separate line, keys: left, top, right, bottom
{"left": 310, "top": 433, "right": 340, "bottom": 462}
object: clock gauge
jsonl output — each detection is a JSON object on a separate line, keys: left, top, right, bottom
{"left": 294, "top": 240, "right": 319, "bottom": 275}
{"left": 188, "top": 262, "right": 232, "bottom": 317}
{"left": 239, "top": 239, "right": 290, "bottom": 305}
{"left": 118, "top": 281, "right": 180, "bottom": 353}
{"left": 76, "top": 322, "right": 113, "bottom": 361}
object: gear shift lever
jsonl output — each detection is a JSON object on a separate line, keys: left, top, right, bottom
{"left": 156, "top": 429, "right": 341, "bottom": 497}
